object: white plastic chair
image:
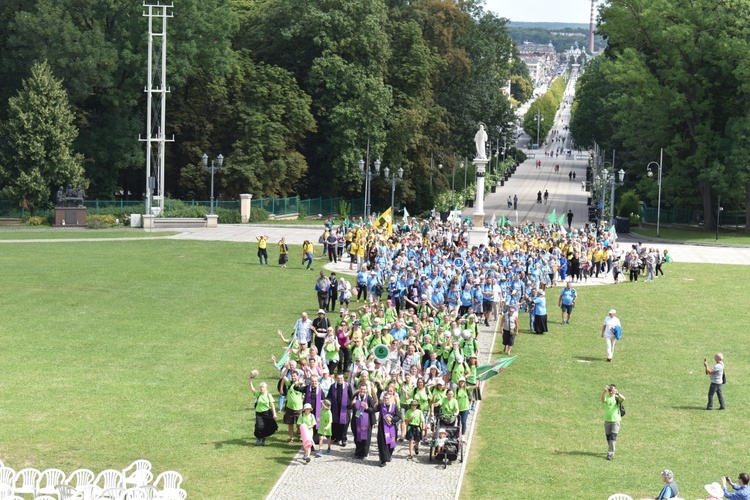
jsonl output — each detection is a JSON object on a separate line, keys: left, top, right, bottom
{"left": 0, "top": 461, "right": 3, "bottom": 468}
{"left": 124, "top": 486, "right": 154, "bottom": 499}
{"left": 79, "top": 484, "right": 102, "bottom": 500}
{"left": 37, "top": 468, "right": 66, "bottom": 497}
{"left": 14, "top": 467, "right": 41, "bottom": 497}
{"left": 65, "top": 469, "right": 95, "bottom": 488}
{"left": 152, "top": 472, "right": 182, "bottom": 491}
{"left": 155, "top": 489, "right": 186, "bottom": 500}
{"left": 55, "top": 484, "right": 83, "bottom": 500}
{"left": 0, "top": 485, "right": 12, "bottom": 500}
{"left": 99, "top": 487, "right": 126, "bottom": 500}
{"left": 122, "top": 460, "right": 151, "bottom": 488}
{"left": 123, "top": 470, "right": 151, "bottom": 489}
{"left": 0, "top": 468, "right": 15, "bottom": 487}
{"left": 607, "top": 495, "right": 633, "bottom": 500}
{"left": 94, "top": 470, "right": 124, "bottom": 490}
{"left": 33, "top": 496, "right": 58, "bottom": 500}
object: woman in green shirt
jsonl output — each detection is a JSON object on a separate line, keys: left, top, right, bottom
{"left": 440, "top": 389, "right": 460, "bottom": 427}
{"left": 249, "top": 377, "right": 278, "bottom": 446}
{"left": 455, "top": 378, "right": 471, "bottom": 438}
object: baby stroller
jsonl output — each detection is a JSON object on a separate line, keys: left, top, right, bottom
{"left": 429, "top": 418, "right": 463, "bottom": 468}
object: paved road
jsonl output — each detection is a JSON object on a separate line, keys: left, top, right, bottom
{"left": 266, "top": 316, "right": 499, "bottom": 500}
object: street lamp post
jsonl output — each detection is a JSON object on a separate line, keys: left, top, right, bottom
{"left": 201, "top": 153, "right": 224, "bottom": 215}
{"left": 452, "top": 162, "right": 456, "bottom": 209}
{"left": 383, "top": 165, "right": 404, "bottom": 209}
{"left": 609, "top": 168, "right": 625, "bottom": 225}
{"left": 646, "top": 148, "right": 663, "bottom": 238}
{"left": 535, "top": 111, "right": 544, "bottom": 149}
{"left": 358, "top": 156, "right": 381, "bottom": 218}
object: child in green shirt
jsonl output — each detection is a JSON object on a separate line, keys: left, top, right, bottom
{"left": 318, "top": 399, "right": 333, "bottom": 456}
{"left": 404, "top": 400, "right": 426, "bottom": 459}
{"left": 297, "top": 404, "right": 317, "bottom": 463}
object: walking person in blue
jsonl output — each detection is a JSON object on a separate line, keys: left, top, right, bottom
{"left": 558, "top": 281, "right": 577, "bottom": 325}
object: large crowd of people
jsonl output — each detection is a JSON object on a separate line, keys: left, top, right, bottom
{"left": 250, "top": 215, "right": 673, "bottom": 469}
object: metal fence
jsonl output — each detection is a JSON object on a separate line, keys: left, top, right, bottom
{"left": 251, "top": 196, "right": 365, "bottom": 217}
{"left": 0, "top": 196, "right": 364, "bottom": 219}
{"left": 641, "top": 205, "right": 746, "bottom": 228}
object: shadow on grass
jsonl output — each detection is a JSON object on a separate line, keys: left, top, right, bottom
{"left": 672, "top": 405, "right": 706, "bottom": 410}
{"left": 553, "top": 450, "right": 602, "bottom": 458}
{"left": 573, "top": 356, "right": 601, "bottom": 362}
{"left": 212, "top": 437, "right": 256, "bottom": 449}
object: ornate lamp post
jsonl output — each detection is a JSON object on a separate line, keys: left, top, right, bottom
{"left": 383, "top": 165, "right": 404, "bottom": 209}
{"left": 201, "top": 153, "right": 224, "bottom": 215}
{"left": 646, "top": 148, "right": 663, "bottom": 237}
{"left": 358, "top": 157, "right": 381, "bottom": 217}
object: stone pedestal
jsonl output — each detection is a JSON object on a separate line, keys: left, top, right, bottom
{"left": 468, "top": 226, "right": 489, "bottom": 247}
{"left": 240, "top": 194, "right": 253, "bottom": 223}
{"left": 142, "top": 214, "right": 155, "bottom": 231}
{"left": 54, "top": 206, "right": 87, "bottom": 227}
{"left": 206, "top": 214, "right": 219, "bottom": 228}
{"left": 470, "top": 157, "right": 489, "bottom": 246}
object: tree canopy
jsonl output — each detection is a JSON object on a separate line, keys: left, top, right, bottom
{"left": 0, "top": 0, "right": 522, "bottom": 213}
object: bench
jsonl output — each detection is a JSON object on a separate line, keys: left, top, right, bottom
{"left": 0, "top": 218, "right": 23, "bottom": 226}
{"left": 152, "top": 217, "right": 206, "bottom": 228}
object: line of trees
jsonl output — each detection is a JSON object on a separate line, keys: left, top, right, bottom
{"left": 0, "top": 0, "right": 533, "bottom": 215}
{"left": 570, "top": 0, "right": 750, "bottom": 231}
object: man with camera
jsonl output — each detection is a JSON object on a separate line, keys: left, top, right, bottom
{"left": 602, "top": 384, "right": 625, "bottom": 460}
{"left": 704, "top": 352, "right": 726, "bottom": 410}
{"left": 721, "top": 473, "right": 750, "bottom": 500}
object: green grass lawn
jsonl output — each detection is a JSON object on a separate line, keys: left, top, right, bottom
{"left": 464, "top": 264, "right": 750, "bottom": 499}
{"left": 0, "top": 240, "right": 315, "bottom": 498}
{"left": 634, "top": 226, "right": 750, "bottom": 245}
{"left": 0, "top": 228, "right": 178, "bottom": 239}
{"left": 1, "top": 240, "right": 747, "bottom": 499}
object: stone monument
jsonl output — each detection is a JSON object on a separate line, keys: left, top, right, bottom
{"left": 468, "top": 124, "right": 490, "bottom": 247}
{"left": 54, "top": 185, "right": 87, "bottom": 227}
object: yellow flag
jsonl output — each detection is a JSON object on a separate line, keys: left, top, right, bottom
{"left": 374, "top": 207, "right": 393, "bottom": 235}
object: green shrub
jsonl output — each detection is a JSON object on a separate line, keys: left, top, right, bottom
{"left": 339, "top": 199, "right": 351, "bottom": 218}
{"left": 164, "top": 205, "right": 208, "bottom": 218}
{"left": 250, "top": 207, "right": 269, "bottom": 222}
{"left": 27, "top": 216, "right": 47, "bottom": 226}
{"left": 618, "top": 190, "right": 640, "bottom": 217}
{"left": 298, "top": 202, "right": 308, "bottom": 218}
{"left": 87, "top": 214, "right": 117, "bottom": 229}
{"left": 217, "top": 208, "right": 242, "bottom": 224}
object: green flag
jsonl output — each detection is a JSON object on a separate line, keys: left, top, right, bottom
{"left": 274, "top": 338, "right": 295, "bottom": 370}
{"left": 499, "top": 215, "right": 506, "bottom": 227}
{"left": 558, "top": 213, "right": 566, "bottom": 226}
{"left": 609, "top": 224, "right": 618, "bottom": 241}
{"left": 547, "top": 209, "right": 557, "bottom": 224}
{"left": 476, "top": 356, "right": 517, "bottom": 381}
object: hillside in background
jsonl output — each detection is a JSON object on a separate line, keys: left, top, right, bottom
{"left": 507, "top": 22, "right": 606, "bottom": 52}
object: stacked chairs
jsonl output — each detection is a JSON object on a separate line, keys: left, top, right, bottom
{"left": 0, "top": 459, "right": 186, "bottom": 500}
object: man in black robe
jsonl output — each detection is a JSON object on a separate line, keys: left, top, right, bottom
{"left": 329, "top": 373, "right": 352, "bottom": 446}
{"left": 349, "top": 383, "right": 376, "bottom": 459}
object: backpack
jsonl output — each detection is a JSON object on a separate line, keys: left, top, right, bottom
{"left": 617, "top": 396, "right": 626, "bottom": 417}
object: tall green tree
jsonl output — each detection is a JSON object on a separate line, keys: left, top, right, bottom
{"left": 593, "top": 0, "right": 750, "bottom": 230}
{"left": 2, "top": 0, "right": 236, "bottom": 199}
{"left": 0, "top": 60, "right": 85, "bottom": 212}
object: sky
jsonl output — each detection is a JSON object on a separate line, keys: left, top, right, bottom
{"left": 483, "top": 0, "right": 597, "bottom": 24}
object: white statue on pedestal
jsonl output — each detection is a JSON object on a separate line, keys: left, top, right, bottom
{"left": 474, "top": 124, "right": 488, "bottom": 159}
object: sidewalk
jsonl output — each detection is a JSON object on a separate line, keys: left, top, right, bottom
{"left": 266, "top": 311, "right": 500, "bottom": 500}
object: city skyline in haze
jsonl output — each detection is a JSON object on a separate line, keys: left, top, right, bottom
{"left": 483, "top": 0, "right": 598, "bottom": 25}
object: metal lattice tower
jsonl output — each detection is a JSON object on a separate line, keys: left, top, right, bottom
{"left": 588, "top": 0, "right": 596, "bottom": 53}
{"left": 139, "top": 2, "right": 174, "bottom": 215}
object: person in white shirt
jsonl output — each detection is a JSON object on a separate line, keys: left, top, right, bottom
{"left": 601, "top": 309, "right": 622, "bottom": 362}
